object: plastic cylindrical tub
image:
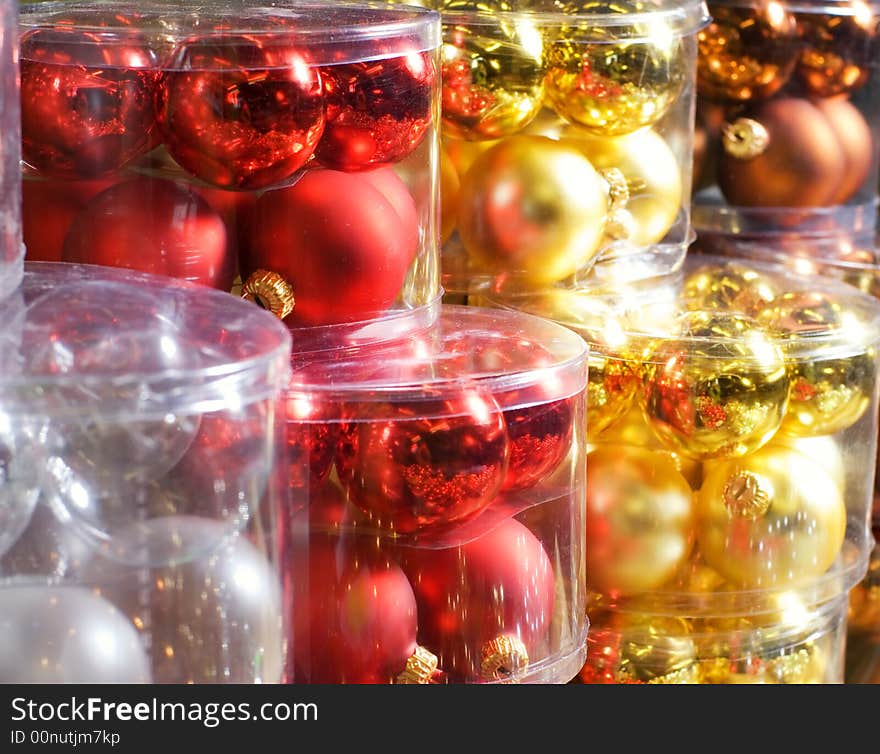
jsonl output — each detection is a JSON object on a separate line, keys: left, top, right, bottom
{"left": 0, "top": 262, "right": 291, "bottom": 683}
{"left": 474, "top": 255, "right": 880, "bottom": 611}
{"left": 846, "top": 528, "right": 880, "bottom": 683}
{"left": 693, "top": 0, "right": 880, "bottom": 237}
{"left": 280, "top": 306, "right": 588, "bottom": 684}
{"left": 18, "top": 1, "right": 442, "bottom": 351}
{"left": 0, "top": 0, "right": 22, "bottom": 302}
{"left": 437, "top": 0, "right": 709, "bottom": 295}
{"left": 580, "top": 591, "right": 849, "bottom": 684}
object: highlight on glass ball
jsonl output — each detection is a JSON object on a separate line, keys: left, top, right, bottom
{"left": 18, "top": 1, "right": 442, "bottom": 333}
{"left": 279, "top": 307, "right": 589, "bottom": 683}
{"left": 694, "top": 0, "right": 880, "bottom": 233}
{"left": 436, "top": 0, "right": 708, "bottom": 294}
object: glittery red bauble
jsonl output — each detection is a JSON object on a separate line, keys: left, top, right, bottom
{"left": 335, "top": 388, "right": 509, "bottom": 534}
{"left": 62, "top": 177, "right": 235, "bottom": 289}
{"left": 399, "top": 517, "right": 554, "bottom": 682}
{"left": 502, "top": 395, "right": 574, "bottom": 491}
{"left": 315, "top": 52, "right": 435, "bottom": 171}
{"left": 284, "top": 387, "right": 340, "bottom": 489}
{"left": 20, "top": 27, "right": 159, "bottom": 178}
{"left": 240, "top": 169, "right": 418, "bottom": 326}
{"left": 287, "top": 533, "right": 419, "bottom": 683}
{"left": 156, "top": 34, "right": 325, "bottom": 190}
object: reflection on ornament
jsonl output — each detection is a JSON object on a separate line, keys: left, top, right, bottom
{"left": 697, "top": 2, "right": 798, "bottom": 102}
{"left": 697, "top": 445, "right": 846, "bottom": 589}
{"left": 456, "top": 136, "right": 608, "bottom": 284}
{"left": 641, "top": 311, "right": 789, "bottom": 460}
{"left": 682, "top": 262, "right": 778, "bottom": 316}
{"left": 543, "top": 1, "right": 684, "bottom": 136}
{"left": 586, "top": 445, "right": 694, "bottom": 595}
{"left": 797, "top": 9, "right": 876, "bottom": 97}
{"left": 439, "top": 0, "right": 545, "bottom": 140}
{"left": 0, "top": 585, "right": 150, "bottom": 683}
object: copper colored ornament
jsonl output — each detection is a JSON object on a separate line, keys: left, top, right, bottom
{"left": 240, "top": 168, "right": 418, "bottom": 326}
{"left": 157, "top": 33, "right": 325, "bottom": 190}
{"left": 316, "top": 52, "right": 435, "bottom": 171}
{"left": 718, "top": 98, "right": 848, "bottom": 207}
{"left": 797, "top": 9, "right": 877, "bottom": 97}
{"left": 501, "top": 395, "right": 574, "bottom": 491}
{"left": 20, "top": 27, "right": 159, "bottom": 178}
{"left": 62, "top": 177, "right": 235, "bottom": 290}
{"left": 697, "top": 2, "right": 798, "bottom": 102}
{"left": 814, "top": 97, "right": 873, "bottom": 204}
{"left": 335, "top": 387, "right": 508, "bottom": 534}
{"left": 399, "top": 517, "right": 554, "bottom": 682}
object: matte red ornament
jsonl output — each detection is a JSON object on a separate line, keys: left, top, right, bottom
{"left": 315, "top": 51, "right": 435, "bottom": 171}
{"left": 502, "top": 396, "right": 574, "bottom": 491}
{"left": 157, "top": 33, "right": 325, "bottom": 189}
{"left": 20, "top": 27, "right": 159, "bottom": 178}
{"left": 287, "top": 533, "right": 420, "bottom": 683}
{"left": 335, "top": 387, "right": 509, "bottom": 534}
{"left": 240, "top": 168, "right": 418, "bottom": 326}
{"left": 399, "top": 517, "right": 554, "bottom": 682}
{"left": 62, "top": 177, "right": 235, "bottom": 290}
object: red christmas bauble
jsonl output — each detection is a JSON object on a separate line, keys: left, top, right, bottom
{"left": 399, "top": 517, "right": 554, "bottom": 682}
{"left": 335, "top": 387, "right": 509, "bottom": 534}
{"left": 20, "top": 27, "right": 159, "bottom": 178}
{"left": 240, "top": 169, "right": 418, "bottom": 326}
{"left": 284, "top": 387, "right": 340, "bottom": 490}
{"left": 287, "top": 533, "right": 420, "bottom": 683}
{"left": 62, "top": 177, "right": 235, "bottom": 289}
{"left": 315, "top": 52, "right": 435, "bottom": 171}
{"left": 502, "top": 396, "right": 574, "bottom": 491}
{"left": 157, "top": 34, "right": 325, "bottom": 190}
{"left": 359, "top": 167, "right": 421, "bottom": 256}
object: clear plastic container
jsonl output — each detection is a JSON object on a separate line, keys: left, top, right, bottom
{"left": 18, "top": 1, "right": 442, "bottom": 347}
{"left": 280, "top": 306, "right": 588, "bottom": 683}
{"left": 846, "top": 528, "right": 880, "bottom": 683}
{"left": 474, "top": 255, "right": 880, "bottom": 611}
{"left": 580, "top": 591, "right": 849, "bottom": 684}
{"left": 0, "top": 262, "right": 291, "bottom": 683}
{"left": 0, "top": 0, "right": 22, "bottom": 302}
{"left": 435, "top": 0, "right": 709, "bottom": 294}
{"left": 694, "top": 0, "right": 880, "bottom": 236}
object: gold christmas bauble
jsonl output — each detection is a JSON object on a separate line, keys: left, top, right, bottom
{"left": 440, "top": 145, "right": 460, "bottom": 244}
{"left": 543, "top": 1, "right": 685, "bottom": 136}
{"left": 586, "top": 445, "right": 695, "bottom": 596}
{"left": 641, "top": 310, "right": 790, "bottom": 461}
{"left": 616, "top": 614, "right": 696, "bottom": 683}
{"left": 439, "top": 0, "right": 545, "bottom": 140}
{"left": 757, "top": 290, "right": 876, "bottom": 437}
{"left": 456, "top": 135, "right": 609, "bottom": 284}
{"left": 443, "top": 134, "right": 499, "bottom": 179}
{"left": 697, "top": 444, "right": 846, "bottom": 589}
{"left": 769, "top": 434, "right": 846, "bottom": 493}
{"left": 682, "top": 262, "right": 779, "bottom": 316}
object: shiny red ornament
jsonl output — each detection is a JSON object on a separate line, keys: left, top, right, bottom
{"left": 157, "top": 34, "right": 325, "bottom": 190}
{"left": 335, "top": 388, "right": 509, "bottom": 534}
{"left": 501, "top": 396, "right": 574, "bottom": 491}
{"left": 62, "top": 177, "right": 235, "bottom": 290}
{"left": 315, "top": 51, "right": 435, "bottom": 171}
{"left": 240, "top": 168, "right": 418, "bottom": 326}
{"left": 287, "top": 533, "right": 419, "bottom": 683}
{"left": 284, "top": 387, "right": 340, "bottom": 489}
{"left": 20, "top": 27, "right": 159, "bottom": 178}
{"left": 399, "top": 517, "right": 554, "bottom": 682}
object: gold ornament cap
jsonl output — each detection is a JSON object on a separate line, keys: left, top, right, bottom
{"left": 722, "top": 118, "right": 770, "bottom": 160}
{"left": 241, "top": 269, "right": 295, "bottom": 320}
{"left": 600, "top": 167, "right": 630, "bottom": 211}
{"left": 394, "top": 646, "right": 439, "bottom": 684}
{"left": 723, "top": 471, "right": 771, "bottom": 519}
{"left": 480, "top": 635, "right": 529, "bottom": 682}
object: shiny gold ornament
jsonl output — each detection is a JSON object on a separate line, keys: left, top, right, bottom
{"left": 757, "top": 290, "right": 876, "bottom": 437}
{"left": 439, "top": 0, "right": 545, "bottom": 140}
{"left": 682, "top": 262, "right": 778, "bottom": 316}
{"left": 456, "top": 135, "right": 609, "bottom": 284}
{"left": 697, "top": 444, "right": 846, "bottom": 589}
{"left": 586, "top": 445, "right": 695, "bottom": 595}
{"left": 543, "top": 1, "right": 685, "bottom": 136}
{"left": 641, "top": 311, "right": 790, "bottom": 461}
{"left": 564, "top": 127, "right": 682, "bottom": 246}
{"left": 797, "top": 8, "right": 877, "bottom": 97}
{"left": 616, "top": 614, "right": 696, "bottom": 682}
{"left": 697, "top": 1, "right": 799, "bottom": 102}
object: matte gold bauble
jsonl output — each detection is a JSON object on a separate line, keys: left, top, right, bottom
{"left": 697, "top": 444, "right": 846, "bottom": 589}
{"left": 440, "top": 145, "right": 460, "bottom": 244}
{"left": 456, "top": 135, "right": 609, "bottom": 284}
{"left": 586, "top": 445, "right": 695, "bottom": 596}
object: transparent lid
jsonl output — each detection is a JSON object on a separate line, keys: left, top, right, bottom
{"left": 436, "top": 0, "right": 710, "bottom": 38}
{"left": 287, "top": 305, "right": 588, "bottom": 413}
{"left": 0, "top": 262, "right": 292, "bottom": 419}
{"left": 19, "top": 1, "right": 442, "bottom": 67}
